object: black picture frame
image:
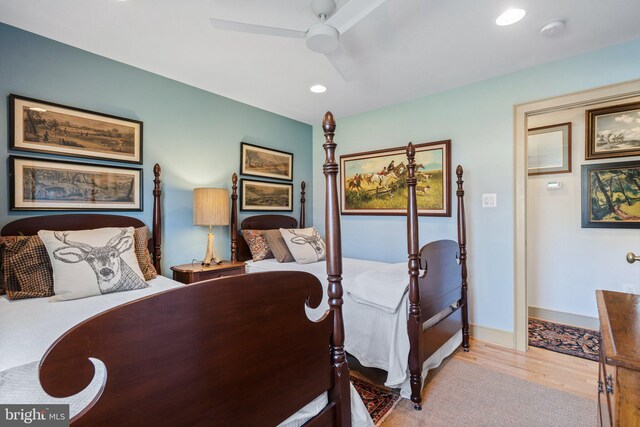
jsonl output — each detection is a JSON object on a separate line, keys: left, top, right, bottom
{"left": 240, "top": 178, "right": 293, "bottom": 212}
{"left": 240, "top": 142, "right": 293, "bottom": 181}
{"left": 581, "top": 160, "right": 640, "bottom": 228}
{"left": 9, "top": 94, "right": 143, "bottom": 164}
{"left": 9, "top": 156, "right": 143, "bottom": 211}
{"left": 585, "top": 101, "right": 640, "bottom": 160}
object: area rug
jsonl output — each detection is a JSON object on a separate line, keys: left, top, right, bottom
{"left": 528, "top": 318, "right": 600, "bottom": 361}
{"left": 350, "top": 375, "right": 400, "bottom": 426}
{"left": 381, "top": 358, "right": 595, "bottom": 427}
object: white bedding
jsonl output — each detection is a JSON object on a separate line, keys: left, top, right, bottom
{"left": 0, "top": 274, "right": 372, "bottom": 426}
{"left": 246, "top": 258, "right": 462, "bottom": 399}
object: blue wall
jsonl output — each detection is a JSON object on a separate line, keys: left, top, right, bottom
{"left": 0, "top": 23, "right": 312, "bottom": 271}
{"left": 312, "top": 39, "right": 640, "bottom": 334}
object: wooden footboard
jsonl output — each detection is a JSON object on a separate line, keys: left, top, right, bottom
{"left": 406, "top": 143, "right": 469, "bottom": 410}
{"left": 40, "top": 271, "right": 336, "bottom": 426}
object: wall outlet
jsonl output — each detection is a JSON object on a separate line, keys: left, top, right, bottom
{"left": 623, "top": 284, "right": 639, "bottom": 295}
{"left": 482, "top": 193, "right": 497, "bottom": 208}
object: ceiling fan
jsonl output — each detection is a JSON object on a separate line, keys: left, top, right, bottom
{"left": 209, "top": 0, "right": 389, "bottom": 81}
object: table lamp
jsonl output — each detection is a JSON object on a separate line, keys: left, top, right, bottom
{"left": 193, "top": 188, "right": 229, "bottom": 266}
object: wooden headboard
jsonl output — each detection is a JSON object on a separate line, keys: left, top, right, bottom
{"left": 230, "top": 174, "right": 306, "bottom": 262}
{"left": 1, "top": 164, "right": 163, "bottom": 274}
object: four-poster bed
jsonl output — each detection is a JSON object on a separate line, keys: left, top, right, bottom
{"left": 234, "top": 112, "right": 469, "bottom": 410}
{"left": 0, "top": 132, "right": 369, "bottom": 426}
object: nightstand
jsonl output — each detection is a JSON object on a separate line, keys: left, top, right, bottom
{"left": 170, "top": 261, "right": 246, "bottom": 284}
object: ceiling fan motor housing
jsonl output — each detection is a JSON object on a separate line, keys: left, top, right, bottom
{"left": 306, "top": 23, "right": 340, "bottom": 53}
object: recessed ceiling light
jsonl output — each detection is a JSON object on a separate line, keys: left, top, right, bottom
{"left": 496, "top": 8, "right": 526, "bottom": 26}
{"left": 310, "top": 84, "right": 327, "bottom": 94}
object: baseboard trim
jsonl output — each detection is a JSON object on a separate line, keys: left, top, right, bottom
{"left": 470, "top": 324, "right": 514, "bottom": 349}
{"left": 528, "top": 306, "right": 599, "bottom": 330}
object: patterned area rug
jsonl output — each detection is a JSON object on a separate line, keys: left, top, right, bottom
{"left": 528, "top": 318, "right": 600, "bottom": 361}
{"left": 351, "top": 375, "right": 401, "bottom": 426}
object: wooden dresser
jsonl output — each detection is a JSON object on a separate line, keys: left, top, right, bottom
{"left": 596, "top": 290, "right": 640, "bottom": 427}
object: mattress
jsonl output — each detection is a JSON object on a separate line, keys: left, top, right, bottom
{"left": 0, "top": 274, "right": 372, "bottom": 426}
{"left": 247, "top": 258, "right": 462, "bottom": 398}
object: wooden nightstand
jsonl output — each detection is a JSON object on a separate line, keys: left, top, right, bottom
{"left": 170, "top": 261, "right": 246, "bottom": 284}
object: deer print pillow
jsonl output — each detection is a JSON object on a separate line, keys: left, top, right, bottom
{"left": 38, "top": 227, "right": 148, "bottom": 301}
{"left": 279, "top": 227, "right": 326, "bottom": 265}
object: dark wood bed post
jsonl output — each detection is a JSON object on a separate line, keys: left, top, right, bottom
{"left": 152, "top": 163, "right": 162, "bottom": 275}
{"left": 230, "top": 173, "right": 239, "bottom": 262}
{"left": 300, "top": 181, "right": 306, "bottom": 228}
{"left": 322, "top": 111, "right": 351, "bottom": 427}
{"left": 456, "top": 165, "right": 470, "bottom": 352}
{"left": 406, "top": 143, "right": 423, "bottom": 410}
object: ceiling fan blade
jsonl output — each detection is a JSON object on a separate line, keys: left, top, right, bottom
{"left": 325, "top": 49, "right": 357, "bottom": 82}
{"left": 325, "top": 0, "right": 389, "bottom": 34}
{"left": 210, "top": 18, "right": 306, "bottom": 39}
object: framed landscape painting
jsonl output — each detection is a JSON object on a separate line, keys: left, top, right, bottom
{"left": 240, "top": 143, "right": 293, "bottom": 181}
{"left": 585, "top": 101, "right": 640, "bottom": 160}
{"left": 10, "top": 156, "right": 142, "bottom": 211}
{"left": 10, "top": 94, "right": 143, "bottom": 164}
{"left": 340, "top": 140, "right": 451, "bottom": 216}
{"left": 527, "top": 122, "right": 572, "bottom": 176}
{"left": 581, "top": 160, "right": 640, "bottom": 228}
{"left": 240, "top": 179, "right": 293, "bottom": 212}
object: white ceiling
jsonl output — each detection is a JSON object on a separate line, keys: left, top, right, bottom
{"left": 2, "top": 0, "right": 640, "bottom": 125}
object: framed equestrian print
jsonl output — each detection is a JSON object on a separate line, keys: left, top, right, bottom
{"left": 10, "top": 94, "right": 143, "bottom": 164}
{"left": 9, "top": 156, "right": 142, "bottom": 211}
{"left": 340, "top": 140, "right": 451, "bottom": 216}
{"left": 240, "top": 178, "right": 293, "bottom": 212}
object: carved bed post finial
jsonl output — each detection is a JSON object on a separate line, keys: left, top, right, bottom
{"left": 456, "top": 165, "right": 470, "bottom": 352}
{"left": 300, "top": 181, "right": 306, "bottom": 228}
{"left": 152, "top": 164, "right": 162, "bottom": 275}
{"left": 322, "top": 111, "right": 350, "bottom": 426}
{"left": 230, "top": 173, "right": 239, "bottom": 263}
{"left": 406, "top": 143, "right": 423, "bottom": 410}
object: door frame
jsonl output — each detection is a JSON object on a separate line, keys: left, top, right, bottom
{"left": 513, "top": 79, "right": 640, "bottom": 351}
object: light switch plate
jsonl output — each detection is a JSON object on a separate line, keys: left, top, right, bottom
{"left": 482, "top": 193, "right": 497, "bottom": 208}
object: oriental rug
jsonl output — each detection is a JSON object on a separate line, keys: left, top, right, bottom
{"left": 528, "top": 318, "right": 600, "bottom": 361}
{"left": 351, "top": 375, "right": 401, "bottom": 426}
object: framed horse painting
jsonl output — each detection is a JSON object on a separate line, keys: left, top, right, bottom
{"left": 340, "top": 140, "right": 451, "bottom": 216}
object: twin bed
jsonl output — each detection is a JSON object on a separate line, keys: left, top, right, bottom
{"left": 0, "top": 111, "right": 469, "bottom": 424}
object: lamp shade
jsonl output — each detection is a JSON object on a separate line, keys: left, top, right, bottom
{"left": 193, "top": 188, "right": 229, "bottom": 226}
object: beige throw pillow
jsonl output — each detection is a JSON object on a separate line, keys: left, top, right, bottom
{"left": 263, "top": 229, "right": 295, "bottom": 263}
{"left": 39, "top": 227, "right": 148, "bottom": 301}
{"left": 279, "top": 227, "right": 326, "bottom": 265}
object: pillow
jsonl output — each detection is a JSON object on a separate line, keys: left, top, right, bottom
{"left": 242, "top": 230, "right": 274, "bottom": 262}
{"left": 133, "top": 226, "right": 158, "bottom": 280}
{"left": 279, "top": 227, "right": 326, "bottom": 265}
{"left": 0, "top": 236, "right": 25, "bottom": 295}
{"left": 2, "top": 236, "right": 54, "bottom": 300}
{"left": 262, "top": 229, "right": 295, "bottom": 263}
{"left": 38, "top": 227, "right": 148, "bottom": 301}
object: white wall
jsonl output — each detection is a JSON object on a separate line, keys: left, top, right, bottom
{"left": 527, "top": 96, "right": 640, "bottom": 319}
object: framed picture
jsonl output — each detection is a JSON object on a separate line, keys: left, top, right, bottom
{"left": 240, "top": 179, "right": 293, "bottom": 212}
{"left": 10, "top": 94, "right": 143, "bottom": 164}
{"left": 340, "top": 140, "right": 451, "bottom": 216}
{"left": 10, "top": 156, "right": 142, "bottom": 211}
{"left": 240, "top": 142, "right": 293, "bottom": 181}
{"left": 581, "top": 160, "right": 640, "bottom": 228}
{"left": 527, "top": 122, "right": 572, "bottom": 176}
{"left": 585, "top": 101, "right": 640, "bottom": 160}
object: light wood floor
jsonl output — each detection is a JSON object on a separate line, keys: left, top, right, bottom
{"left": 454, "top": 338, "right": 598, "bottom": 400}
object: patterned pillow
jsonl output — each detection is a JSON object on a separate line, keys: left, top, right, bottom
{"left": 262, "top": 229, "right": 295, "bottom": 263}
{"left": 242, "top": 230, "right": 274, "bottom": 262}
{"left": 38, "top": 227, "right": 148, "bottom": 301}
{"left": 133, "top": 226, "right": 157, "bottom": 280}
{"left": 3, "top": 236, "right": 54, "bottom": 300}
{"left": 279, "top": 227, "right": 326, "bottom": 265}
{"left": 0, "top": 236, "right": 24, "bottom": 295}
